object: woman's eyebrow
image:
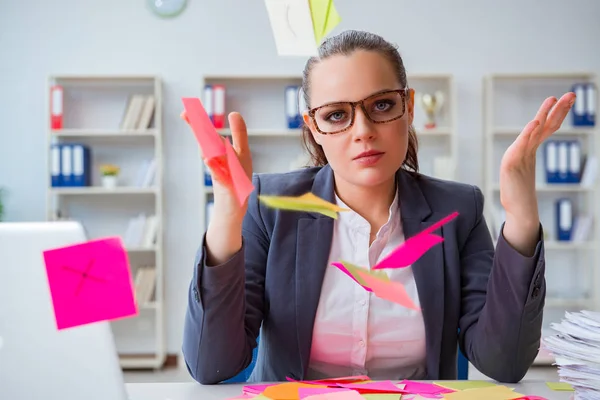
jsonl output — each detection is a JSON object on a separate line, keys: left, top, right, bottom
{"left": 315, "top": 88, "right": 397, "bottom": 108}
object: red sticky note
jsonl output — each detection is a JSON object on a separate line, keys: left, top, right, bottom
{"left": 373, "top": 211, "right": 459, "bottom": 270}
{"left": 42, "top": 237, "right": 138, "bottom": 330}
{"left": 181, "top": 98, "right": 225, "bottom": 160}
{"left": 224, "top": 138, "right": 254, "bottom": 206}
{"left": 355, "top": 270, "right": 420, "bottom": 311}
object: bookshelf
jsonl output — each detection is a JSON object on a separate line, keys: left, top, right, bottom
{"left": 198, "top": 73, "right": 457, "bottom": 231}
{"left": 45, "top": 75, "right": 166, "bottom": 369}
{"left": 483, "top": 73, "right": 599, "bottom": 365}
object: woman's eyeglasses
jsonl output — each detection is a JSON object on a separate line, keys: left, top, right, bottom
{"left": 307, "top": 88, "right": 410, "bottom": 135}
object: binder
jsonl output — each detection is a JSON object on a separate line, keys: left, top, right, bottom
{"left": 557, "top": 140, "right": 569, "bottom": 183}
{"left": 544, "top": 141, "right": 558, "bottom": 183}
{"left": 60, "top": 144, "right": 73, "bottom": 187}
{"left": 567, "top": 140, "right": 582, "bottom": 183}
{"left": 285, "top": 85, "right": 301, "bottom": 129}
{"left": 213, "top": 84, "right": 226, "bottom": 129}
{"left": 556, "top": 198, "right": 573, "bottom": 241}
{"left": 203, "top": 85, "right": 214, "bottom": 124}
{"left": 204, "top": 162, "right": 213, "bottom": 187}
{"left": 585, "top": 82, "right": 596, "bottom": 126}
{"left": 572, "top": 83, "right": 587, "bottom": 126}
{"left": 71, "top": 144, "right": 91, "bottom": 187}
{"left": 50, "top": 85, "right": 63, "bottom": 130}
{"left": 51, "top": 144, "right": 62, "bottom": 187}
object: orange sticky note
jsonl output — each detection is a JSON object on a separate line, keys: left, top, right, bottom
{"left": 263, "top": 382, "right": 328, "bottom": 400}
{"left": 355, "top": 270, "right": 420, "bottom": 311}
{"left": 42, "top": 237, "right": 138, "bottom": 330}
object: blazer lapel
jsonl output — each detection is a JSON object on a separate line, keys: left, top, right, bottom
{"left": 396, "top": 170, "right": 446, "bottom": 379}
{"left": 295, "top": 164, "right": 335, "bottom": 379}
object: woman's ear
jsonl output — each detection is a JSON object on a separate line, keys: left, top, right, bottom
{"left": 303, "top": 111, "right": 322, "bottom": 146}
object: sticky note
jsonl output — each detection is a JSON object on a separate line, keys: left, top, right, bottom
{"left": 181, "top": 97, "right": 254, "bottom": 207}
{"left": 545, "top": 382, "right": 574, "bottom": 391}
{"left": 259, "top": 192, "right": 349, "bottom": 219}
{"left": 305, "top": 391, "right": 364, "bottom": 400}
{"left": 356, "top": 270, "right": 420, "bottom": 310}
{"left": 362, "top": 395, "right": 404, "bottom": 400}
{"left": 309, "top": 0, "right": 341, "bottom": 44}
{"left": 399, "top": 380, "right": 455, "bottom": 395}
{"left": 331, "top": 261, "right": 390, "bottom": 291}
{"left": 373, "top": 211, "right": 459, "bottom": 270}
{"left": 441, "top": 385, "right": 524, "bottom": 400}
{"left": 434, "top": 381, "right": 498, "bottom": 391}
{"left": 298, "top": 387, "right": 354, "bottom": 399}
{"left": 43, "top": 237, "right": 138, "bottom": 330}
{"left": 263, "top": 382, "right": 328, "bottom": 400}
{"left": 338, "top": 380, "right": 405, "bottom": 394}
{"left": 264, "top": 0, "right": 319, "bottom": 56}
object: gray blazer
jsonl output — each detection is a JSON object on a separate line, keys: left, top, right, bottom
{"left": 182, "top": 164, "right": 546, "bottom": 385}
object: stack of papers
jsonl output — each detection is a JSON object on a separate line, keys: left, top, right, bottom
{"left": 542, "top": 310, "right": 600, "bottom": 400}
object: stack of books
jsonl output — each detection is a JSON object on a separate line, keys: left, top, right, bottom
{"left": 542, "top": 310, "right": 600, "bottom": 399}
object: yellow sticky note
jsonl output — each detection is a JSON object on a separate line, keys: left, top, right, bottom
{"left": 362, "top": 395, "right": 403, "bottom": 400}
{"left": 309, "top": 0, "right": 341, "bottom": 44}
{"left": 442, "top": 385, "right": 524, "bottom": 400}
{"left": 434, "top": 380, "right": 498, "bottom": 391}
{"left": 258, "top": 192, "right": 349, "bottom": 219}
{"left": 546, "top": 382, "right": 574, "bottom": 391}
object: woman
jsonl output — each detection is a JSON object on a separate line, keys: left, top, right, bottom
{"left": 182, "top": 30, "right": 574, "bottom": 385}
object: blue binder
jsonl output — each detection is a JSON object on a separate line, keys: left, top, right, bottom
{"left": 544, "top": 141, "right": 558, "bottom": 183}
{"left": 50, "top": 144, "right": 62, "bottom": 187}
{"left": 556, "top": 198, "right": 573, "bottom": 241}
{"left": 285, "top": 85, "right": 302, "bottom": 129}
{"left": 71, "top": 144, "right": 91, "bottom": 187}
{"left": 585, "top": 82, "right": 596, "bottom": 126}
{"left": 572, "top": 83, "right": 588, "bottom": 126}
{"left": 567, "top": 140, "right": 582, "bottom": 183}
{"left": 557, "top": 141, "right": 569, "bottom": 183}
{"left": 60, "top": 144, "right": 74, "bottom": 187}
{"left": 204, "top": 84, "right": 214, "bottom": 123}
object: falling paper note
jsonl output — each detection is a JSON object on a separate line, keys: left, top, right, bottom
{"left": 354, "top": 270, "right": 420, "bottom": 311}
{"left": 331, "top": 261, "right": 390, "bottom": 291}
{"left": 309, "top": 0, "right": 341, "bottom": 44}
{"left": 181, "top": 97, "right": 254, "bottom": 207}
{"left": 259, "top": 192, "right": 349, "bottom": 219}
{"left": 264, "top": 0, "right": 320, "bottom": 56}
{"left": 373, "top": 211, "right": 459, "bottom": 270}
{"left": 42, "top": 237, "right": 138, "bottom": 330}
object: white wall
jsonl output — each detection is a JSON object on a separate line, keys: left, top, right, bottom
{"left": 1, "top": 0, "right": 599, "bottom": 357}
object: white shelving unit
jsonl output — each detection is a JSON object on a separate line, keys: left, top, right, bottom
{"left": 45, "top": 75, "right": 166, "bottom": 369}
{"left": 483, "top": 73, "right": 599, "bottom": 365}
{"left": 198, "top": 73, "right": 457, "bottom": 232}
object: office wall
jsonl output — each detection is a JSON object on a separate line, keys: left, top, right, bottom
{"left": 1, "top": 0, "right": 599, "bottom": 357}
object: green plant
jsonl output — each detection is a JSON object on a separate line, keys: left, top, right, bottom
{"left": 100, "top": 164, "right": 120, "bottom": 176}
{"left": 0, "top": 187, "right": 5, "bottom": 222}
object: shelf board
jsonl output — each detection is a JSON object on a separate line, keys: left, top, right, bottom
{"left": 127, "top": 247, "right": 157, "bottom": 253}
{"left": 545, "top": 241, "right": 596, "bottom": 250}
{"left": 545, "top": 297, "right": 592, "bottom": 308}
{"left": 489, "top": 72, "right": 595, "bottom": 80}
{"left": 217, "top": 128, "right": 302, "bottom": 137}
{"left": 51, "top": 129, "right": 157, "bottom": 138}
{"left": 50, "top": 187, "right": 157, "bottom": 195}
{"left": 118, "top": 354, "right": 164, "bottom": 370}
{"left": 492, "top": 184, "right": 592, "bottom": 192}
{"left": 492, "top": 127, "right": 596, "bottom": 136}
{"left": 416, "top": 127, "right": 453, "bottom": 136}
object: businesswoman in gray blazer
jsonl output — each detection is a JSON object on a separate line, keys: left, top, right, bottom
{"left": 183, "top": 30, "right": 575, "bottom": 385}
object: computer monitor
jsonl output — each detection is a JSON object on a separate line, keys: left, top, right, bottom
{"left": 0, "top": 221, "right": 128, "bottom": 400}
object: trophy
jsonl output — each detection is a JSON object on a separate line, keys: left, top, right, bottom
{"left": 417, "top": 91, "right": 445, "bottom": 129}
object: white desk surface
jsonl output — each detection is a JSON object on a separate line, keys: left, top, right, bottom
{"left": 125, "top": 381, "right": 574, "bottom": 400}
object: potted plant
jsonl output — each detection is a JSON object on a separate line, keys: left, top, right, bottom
{"left": 0, "top": 187, "right": 5, "bottom": 221}
{"left": 100, "top": 164, "right": 120, "bottom": 189}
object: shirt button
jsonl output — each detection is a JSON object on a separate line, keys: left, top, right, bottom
{"left": 359, "top": 340, "right": 365, "bottom": 347}
{"left": 359, "top": 299, "right": 366, "bottom": 306}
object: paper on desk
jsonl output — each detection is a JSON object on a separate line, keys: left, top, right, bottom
{"left": 337, "top": 380, "right": 405, "bottom": 394}
{"left": 181, "top": 97, "right": 254, "bottom": 207}
{"left": 263, "top": 382, "right": 328, "bottom": 400}
{"left": 441, "top": 385, "right": 524, "bottom": 400}
{"left": 545, "top": 382, "right": 574, "bottom": 391}
{"left": 399, "top": 380, "right": 455, "bottom": 395}
{"left": 42, "top": 237, "right": 138, "bottom": 330}
{"left": 258, "top": 192, "right": 349, "bottom": 219}
{"left": 361, "top": 395, "right": 405, "bottom": 400}
{"left": 373, "top": 211, "right": 459, "bottom": 270}
{"left": 309, "top": 0, "right": 341, "bottom": 44}
{"left": 434, "top": 381, "right": 498, "bottom": 391}
{"left": 305, "top": 391, "right": 364, "bottom": 400}
{"left": 264, "top": 0, "right": 319, "bottom": 56}
{"left": 298, "top": 387, "right": 354, "bottom": 399}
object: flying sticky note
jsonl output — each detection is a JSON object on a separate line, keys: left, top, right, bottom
{"left": 181, "top": 97, "right": 254, "bottom": 207}
{"left": 259, "top": 192, "right": 350, "bottom": 219}
{"left": 331, "top": 261, "right": 390, "bottom": 291}
{"left": 264, "top": 0, "right": 319, "bottom": 56}
{"left": 355, "top": 270, "right": 420, "bottom": 310}
{"left": 373, "top": 211, "right": 459, "bottom": 270}
{"left": 309, "top": 0, "right": 341, "bottom": 44}
{"left": 42, "top": 237, "right": 138, "bottom": 330}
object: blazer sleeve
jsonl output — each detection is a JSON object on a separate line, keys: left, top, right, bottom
{"left": 182, "top": 174, "right": 269, "bottom": 384}
{"left": 457, "top": 186, "right": 546, "bottom": 383}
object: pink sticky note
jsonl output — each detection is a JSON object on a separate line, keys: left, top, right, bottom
{"left": 305, "top": 391, "right": 364, "bottom": 400}
{"left": 224, "top": 138, "right": 254, "bottom": 206}
{"left": 299, "top": 388, "right": 354, "bottom": 399}
{"left": 399, "top": 381, "right": 455, "bottom": 395}
{"left": 373, "top": 211, "right": 459, "bottom": 270}
{"left": 331, "top": 262, "right": 373, "bottom": 291}
{"left": 243, "top": 384, "right": 274, "bottom": 395}
{"left": 42, "top": 237, "right": 138, "bottom": 330}
{"left": 355, "top": 271, "right": 420, "bottom": 311}
{"left": 338, "top": 380, "right": 405, "bottom": 393}
{"left": 181, "top": 98, "right": 226, "bottom": 160}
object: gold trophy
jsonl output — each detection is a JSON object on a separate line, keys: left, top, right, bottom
{"left": 417, "top": 91, "right": 444, "bottom": 129}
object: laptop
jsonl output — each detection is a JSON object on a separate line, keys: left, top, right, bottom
{"left": 0, "top": 221, "right": 129, "bottom": 400}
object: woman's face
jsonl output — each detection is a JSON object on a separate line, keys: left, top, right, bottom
{"left": 304, "top": 50, "right": 414, "bottom": 189}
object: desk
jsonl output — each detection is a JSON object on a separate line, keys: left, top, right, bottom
{"left": 125, "top": 381, "right": 573, "bottom": 400}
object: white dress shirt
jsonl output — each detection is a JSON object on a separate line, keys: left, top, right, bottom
{"left": 306, "top": 191, "right": 427, "bottom": 380}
